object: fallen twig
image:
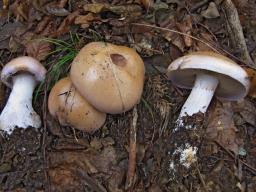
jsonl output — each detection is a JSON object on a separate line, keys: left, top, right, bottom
{"left": 222, "top": 0, "right": 255, "bottom": 67}
{"left": 214, "top": 140, "right": 256, "bottom": 175}
{"left": 132, "top": 23, "right": 253, "bottom": 68}
{"left": 132, "top": 23, "right": 220, "bottom": 53}
{"left": 125, "top": 106, "right": 138, "bottom": 190}
{"left": 42, "top": 78, "right": 51, "bottom": 192}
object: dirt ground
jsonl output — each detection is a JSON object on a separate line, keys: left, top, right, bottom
{"left": 0, "top": 0, "right": 256, "bottom": 191}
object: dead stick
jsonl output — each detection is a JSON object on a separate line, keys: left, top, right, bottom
{"left": 214, "top": 140, "right": 256, "bottom": 175}
{"left": 42, "top": 78, "right": 51, "bottom": 192}
{"left": 222, "top": 0, "right": 255, "bottom": 67}
{"left": 125, "top": 106, "right": 138, "bottom": 190}
{"left": 132, "top": 23, "right": 252, "bottom": 68}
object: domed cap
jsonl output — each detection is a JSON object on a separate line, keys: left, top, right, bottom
{"left": 48, "top": 77, "right": 106, "bottom": 132}
{"left": 1, "top": 56, "right": 47, "bottom": 88}
{"left": 167, "top": 51, "right": 250, "bottom": 100}
{"left": 70, "top": 42, "right": 145, "bottom": 114}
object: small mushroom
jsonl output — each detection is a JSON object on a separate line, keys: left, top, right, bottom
{"left": 70, "top": 42, "right": 145, "bottom": 114}
{"left": 48, "top": 77, "right": 106, "bottom": 132}
{"left": 0, "top": 56, "right": 47, "bottom": 134}
{"left": 167, "top": 51, "right": 250, "bottom": 123}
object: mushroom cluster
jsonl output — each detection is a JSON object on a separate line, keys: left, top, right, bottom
{"left": 0, "top": 56, "right": 47, "bottom": 134}
{"left": 48, "top": 42, "right": 145, "bottom": 132}
{"left": 167, "top": 51, "right": 250, "bottom": 126}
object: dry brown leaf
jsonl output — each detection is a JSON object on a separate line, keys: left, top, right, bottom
{"left": 49, "top": 165, "right": 81, "bottom": 191}
{"left": 206, "top": 101, "right": 240, "bottom": 154}
{"left": 10, "top": 1, "right": 54, "bottom": 24}
{"left": 194, "top": 31, "right": 216, "bottom": 51}
{"left": 75, "top": 13, "right": 99, "bottom": 28}
{"left": 0, "top": 22, "right": 23, "bottom": 50}
{"left": 176, "top": 15, "right": 193, "bottom": 47}
{"left": 9, "top": 1, "right": 29, "bottom": 21}
{"left": 46, "top": 6, "right": 70, "bottom": 16}
{"left": 40, "top": 20, "right": 58, "bottom": 37}
{"left": 160, "top": 17, "right": 186, "bottom": 51}
{"left": 201, "top": 2, "right": 220, "bottom": 19}
{"left": 48, "top": 145, "right": 118, "bottom": 191}
{"left": 8, "top": 36, "right": 21, "bottom": 52}
{"left": 26, "top": 39, "right": 51, "bottom": 61}
{"left": 108, "top": 4, "right": 142, "bottom": 17}
{"left": 83, "top": 3, "right": 142, "bottom": 17}
{"left": 31, "top": 0, "right": 49, "bottom": 13}
{"left": 245, "top": 67, "right": 256, "bottom": 98}
{"left": 35, "top": 16, "right": 52, "bottom": 34}
{"left": 83, "top": 3, "right": 107, "bottom": 13}
{"left": 49, "top": 146, "right": 117, "bottom": 174}
{"left": 45, "top": 2, "right": 70, "bottom": 16}
{"left": 140, "top": 0, "right": 152, "bottom": 10}
{"left": 9, "top": 30, "right": 34, "bottom": 53}
{"left": 54, "top": 10, "right": 81, "bottom": 36}
{"left": 232, "top": 99, "right": 256, "bottom": 126}
{"left": 166, "top": 30, "right": 185, "bottom": 52}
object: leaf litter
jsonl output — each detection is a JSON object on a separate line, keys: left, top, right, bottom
{"left": 1, "top": 0, "right": 256, "bottom": 191}
{"left": 206, "top": 101, "right": 241, "bottom": 155}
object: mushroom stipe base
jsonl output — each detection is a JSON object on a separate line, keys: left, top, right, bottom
{"left": 0, "top": 74, "right": 41, "bottom": 134}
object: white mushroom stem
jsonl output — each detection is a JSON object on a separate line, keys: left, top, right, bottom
{"left": 0, "top": 74, "right": 41, "bottom": 134}
{"left": 178, "top": 73, "right": 219, "bottom": 123}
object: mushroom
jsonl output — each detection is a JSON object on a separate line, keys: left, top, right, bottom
{"left": 167, "top": 51, "right": 250, "bottom": 124}
{"left": 0, "top": 56, "right": 47, "bottom": 134}
{"left": 48, "top": 77, "right": 106, "bottom": 132}
{"left": 245, "top": 67, "right": 256, "bottom": 98}
{"left": 70, "top": 42, "right": 145, "bottom": 114}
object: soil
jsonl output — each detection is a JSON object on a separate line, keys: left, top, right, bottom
{"left": 0, "top": 0, "right": 256, "bottom": 191}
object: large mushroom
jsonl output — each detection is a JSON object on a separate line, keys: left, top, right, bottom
{"left": 48, "top": 77, "right": 106, "bottom": 132}
{"left": 0, "top": 56, "right": 47, "bottom": 134}
{"left": 167, "top": 51, "right": 250, "bottom": 124}
{"left": 70, "top": 42, "right": 145, "bottom": 114}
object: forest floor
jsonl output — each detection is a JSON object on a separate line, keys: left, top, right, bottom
{"left": 0, "top": 0, "right": 256, "bottom": 191}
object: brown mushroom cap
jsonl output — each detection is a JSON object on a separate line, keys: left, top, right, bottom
{"left": 48, "top": 77, "right": 106, "bottom": 132}
{"left": 245, "top": 67, "right": 256, "bottom": 98}
{"left": 70, "top": 42, "right": 145, "bottom": 114}
{"left": 1, "top": 56, "right": 47, "bottom": 88}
